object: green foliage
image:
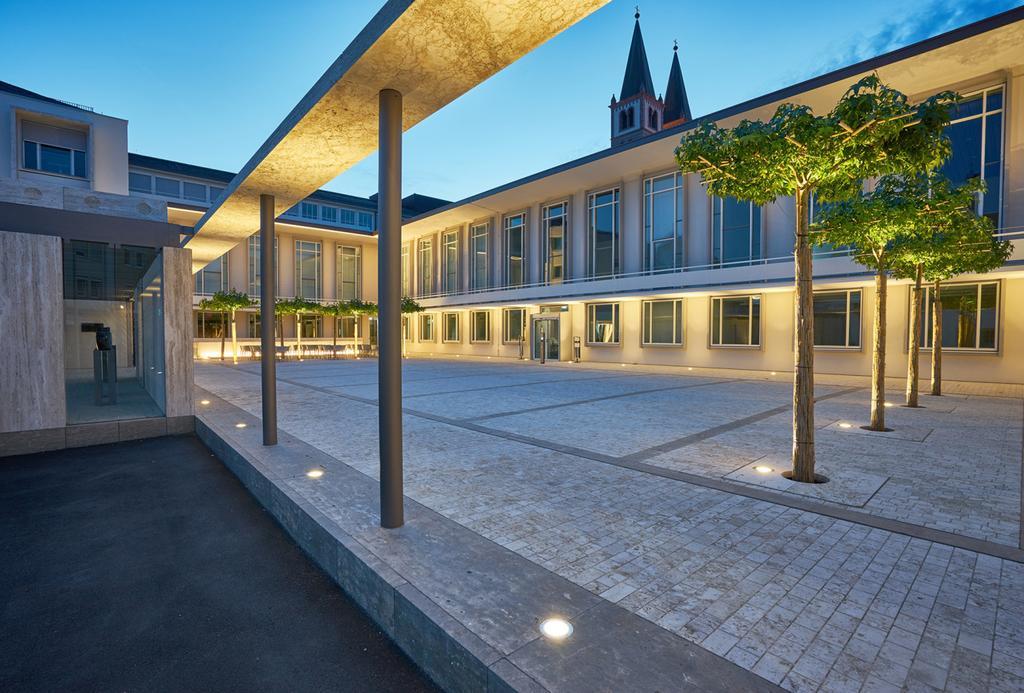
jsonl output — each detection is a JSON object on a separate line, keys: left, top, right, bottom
{"left": 401, "top": 297, "right": 424, "bottom": 314}
{"left": 674, "top": 74, "right": 956, "bottom": 203}
{"left": 275, "top": 297, "right": 320, "bottom": 316}
{"left": 198, "top": 289, "right": 254, "bottom": 313}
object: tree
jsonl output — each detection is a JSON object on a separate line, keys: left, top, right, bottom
{"left": 198, "top": 289, "right": 254, "bottom": 363}
{"left": 675, "top": 75, "right": 954, "bottom": 481}
{"left": 401, "top": 297, "right": 424, "bottom": 358}
{"left": 276, "top": 297, "right": 319, "bottom": 355}
{"left": 886, "top": 176, "right": 1009, "bottom": 405}
{"left": 322, "top": 300, "right": 357, "bottom": 358}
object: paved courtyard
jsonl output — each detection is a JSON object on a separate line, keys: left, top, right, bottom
{"left": 196, "top": 358, "right": 1024, "bottom": 692}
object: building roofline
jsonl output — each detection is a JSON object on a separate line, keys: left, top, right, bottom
{"left": 406, "top": 4, "right": 1024, "bottom": 226}
{"left": 0, "top": 79, "right": 95, "bottom": 113}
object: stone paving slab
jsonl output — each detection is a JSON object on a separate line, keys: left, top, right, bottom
{"left": 196, "top": 360, "right": 1024, "bottom": 692}
{"left": 725, "top": 458, "right": 890, "bottom": 507}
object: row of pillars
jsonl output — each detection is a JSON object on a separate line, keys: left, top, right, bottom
{"left": 258, "top": 89, "right": 405, "bottom": 529}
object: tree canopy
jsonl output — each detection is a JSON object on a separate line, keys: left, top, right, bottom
{"left": 198, "top": 289, "right": 254, "bottom": 314}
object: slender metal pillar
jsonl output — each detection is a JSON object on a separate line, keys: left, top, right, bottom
{"left": 378, "top": 89, "right": 404, "bottom": 528}
{"left": 259, "top": 193, "right": 278, "bottom": 446}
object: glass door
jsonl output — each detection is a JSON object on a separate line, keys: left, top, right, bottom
{"left": 531, "top": 317, "right": 560, "bottom": 362}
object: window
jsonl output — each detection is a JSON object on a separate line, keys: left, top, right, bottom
{"left": 642, "top": 299, "right": 683, "bottom": 346}
{"left": 420, "top": 313, "right": 435, "bottom": 342}
{"left": 644, "top": 173, "right": 684, "bottom": 272}
{"left": 248, "top": 234, "right": 277, "bottom": 296}
{"left": 808, "top": 191, "right": 850, "bottom": 257}
{"left": 504, "top": 213, "right": 526, "bottom": 287}
{"left": 336, "top": 245, "right": 361, "bottom": 301}
{"left": 712, "top": 197, "right": 761, "bottom": 267}
{"left": 542, "top": 202, "right": 567, "bottom": 284}
{"left": 294, "top": 240, "right": 321, "bottom": 299}
{"left": 587, "top": 303, "right": 619, "bottom": 344}
{"left": 128, "top": 172, "right": 152, "bottom": 193}
{"left": 402, "top": 316, "right": 411, "bottom": 341}
{"left": 298, "top": 314, "right": 322, "bottom": 339}
{"left": 941, "top": 86, "right": 1003, "bottom": 226}
{"left": 21, "top": 121, "right": 87, "bottom": 178}
{"left": 442, "top": 229, "right": 459, "bottom": 293}
{"left": 339, "top": 208, "right": 356, "bottom": 225}
{"left": 337, "top": 315, "right": 357, "bottom": 339}
{"left": 358, "top": 212, "right": 374, "bottom": 229}
{"left": 195, "top": 254, "right": 228, "bottom": 295}
{"left": 470, "top": 222, "right": 489, "bottom": 290}
{"left": 503, "top": 308, "right": 525, "bottom": 344}
{"left": 588, "top": 189, "right": 619, "bottom": 277}
{"left": 155, "top": 176, "right": 180, "bottom": 198}
{"left": 813, "top": 290, "right": 861, "bottom": 348}
{"left": 711, "top": 295, "right": 760, "bottom": 346}
{"left": 442, "top": 312, "right": 460, "bottom": 342}
{"left": 417, "top": 237, "right": 433, "bottom": 295}
{"left": 209, "top": 186, "right": 224, "bottom": 203}
{"left": 301, "top": 202, "right": 318, "bottom": 220}
{"left": 470, "top": 311, "right": 491, "bottom": 343}
{"left": 247, "top": 313, "right": 261, "bottom": 338}
{"left": 183, "top": 181, "right": 206, "bottom": 202}
{"left": 401, "top": 244, "right": 410, "bottom": 297}
{"left": 195, "top": 311, "right": 227, "bottom": 339}
{"left": 321, "top": 206, "right": 338, "bottom": 224}
{"left": 920, "top": 282, "right": 998, "bottom": 351}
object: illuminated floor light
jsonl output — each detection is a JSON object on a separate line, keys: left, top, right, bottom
{"left": 539, "top": 617, "right": 573, "bottom": 640}
{"left": 688, "top": 367, "right": 694, "bottom": 371}
{"left": 884, "top": 402, "right": 894, "bottom": 408}
{"left": 754, "top": 465, "right": 773, "bottom": 474}
{"left": 200, "top": 399, "right": 211, "bottom": 405}
{"left": 235, "top": 423, "right": 247, "bottom": 429}
{"left": 770, "top": 372, "right": 777, "bottom": 376}
{"left": 839, "top": 422, "right": 852, "bottom": 429}
{"left": 306, "top": 469, "right": 324, "bottom": 479}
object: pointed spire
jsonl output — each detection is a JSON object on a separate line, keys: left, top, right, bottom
{"left": 663, "top": 40, "right": 691, "bottom": 125}
{"left": 618, "top": 9, "right": 655, "bottom": 99}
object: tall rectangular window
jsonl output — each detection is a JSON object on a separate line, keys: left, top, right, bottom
{"left": 920, "top": 282, "right": 998, "bottom": 351}
{"left": 813, "top": 289, "right": 861, "bottom": 348}
{"left": 195, "top": 311, "right": 227, "bottom": 339}
{"left": 713, "top": 197, "right": 761, "bottom": 267}
{"left": 470, "top": 311, "right": 491, "bottom": 343}
{"left": 470, "top": 222, "right": 489, "bottom": 290}
{"left": 711, "top": 295, "right": 760, "bottom": 346}
{"left": 504, "top": 213, "right": 526, "bottom": 287}
{"left": 588, "top": 189, "right": 619, "bottom": 277}
{"left": 401, "top": 244, "right": 410, "bottom": 297}
{"left": 644, "top": 173, "right": 684, "bottom": 272}
{"left": 21, "top": 121, "right": 88, "bottom": 178}
{"left": 542, "top": 202, "right": 567, "bottom": 284}
{"left": 294, "top": 240, "right": 321, "bottom": 299}
{"left": 336, "top": 245, "right": 361, "bottom": 301}
{"left": 503, "top": 308, "right": 525, "bottom": 343}
{"left": 195, "top": 254, "right": 228, "bottom": 295}
{"left": 642, "top": 299, "right": 683, "bottom": 346}
{"left": 247, "top": 234, "right": 277, "bottom": 296}
{"left": 417, "top": 237, "right": 433, "bottom": 295}
{"left": 442, "top": 312, "right": 460, "bottom": 342}
{"left": 337, "top": 315, "right": 357, "bottom": 339}
{"left": 941, "top": 86, "right": 1003, "bottom": 227}
{"left": 420, "top": 313, "right": 435, "bottom": 342}
{"left": 586, "top": 303, "right": 619, "bottom": 344}
{"left": 442, "top": 229, "right": 459, "bottom": 293}
{"left": 298, "top": 314, "right": 322, "bottom": 338}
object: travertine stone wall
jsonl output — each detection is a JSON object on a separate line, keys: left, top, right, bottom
{"left": 162, "top": 246, "right": 194, "bottom": 418}
{"left": 0, "top": 230, "right": 66, "bottom": 433}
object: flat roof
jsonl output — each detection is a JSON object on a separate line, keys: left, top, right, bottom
{"left": 184, "top": 0, "right": 610, "bottom": 272}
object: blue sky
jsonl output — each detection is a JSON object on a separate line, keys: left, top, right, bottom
{"left": 2, "top": 0, "right": 1020, "bottom": 203}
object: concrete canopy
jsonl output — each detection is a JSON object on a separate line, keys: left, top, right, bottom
{"left": 185, "top": 0, "right": 610, "bottom": 272}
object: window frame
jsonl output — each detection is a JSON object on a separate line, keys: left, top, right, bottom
{"left": 586, "top": 302, "right": 620, "bottom": 346}
{"left": 502, "top": 308, "right": 525, "bottom": 344}
{"left": 642, "top": 299, "right": 684, "bottom": 347}
{"left": 941, "top": 85, "right": 1004, "bottom": 229}
{"left": 469, "top": 221, "right": 489, "bottom": 291}
{"left": 470, "top": 310, "right": 491, "bottom": 343}
{"left": 441, "top": 228, "right": 460, "bottom": 294}
{"left": 401, "top": 243, "right": 411, "bottom": 297}
{"left": 541, "top": 201, "right": 568, "bottom": 285}
{"left": 709, "top": 294, "right": 761, "bottom": 348}
{"left": 417, "top": 237, "right": 434, "bottom": 296}
{"left": 711, "top": 196, "right": 762, "bottom": 268}
{"left": 919, "top": 280, "right": 1000, "bottom": 353}
{"left": 194, "top": 253, "right": 229, "bottom": 295}
{"left": 643, "top": 171, "right": 685, "bottom": 273}
{"left": 812, "top": 289, "right": 862, "bottom": 350}
{"left": 503, "top": 212, "right": 527, "bottom": 288}
{"left": 294, "top": 239, "right": 322, "bottom": 300}
{"left": 20, "top": 120, "right": 89, "bottom": 180}
{"left": 442, "top": 311, "right": 461, "bottom": 343}
{"left": 419, "top": 313, "right": 435, "bottom": 342}
{"left": 587, "top": 187, "right": 620, "bottom": 278}
{"left": 336, "top": 244, "right": 361, "bottom": 301}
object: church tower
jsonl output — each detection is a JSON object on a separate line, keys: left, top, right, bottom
{"left": 609, "top": 10, "right": 663, "bottom": 147}
{"left": 662, "top": 41, "right": 692, "bottom": 128}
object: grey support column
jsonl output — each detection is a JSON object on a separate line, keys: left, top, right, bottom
{"left": 378, "top": 88, "right": 404, "bottom": 528}
{"left": 260, "top": 193, "right": 278, "bottom": 446}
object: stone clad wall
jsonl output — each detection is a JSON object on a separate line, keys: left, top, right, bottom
{"left": 162, "top": 246, "right": 194, "bottom": 418}
{"left": 0, "top": 230, "right": 66, "bottom": 433}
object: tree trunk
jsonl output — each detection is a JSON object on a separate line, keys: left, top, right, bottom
{"left": 869, "top": 269, "right": 887, "bottom": 431}
{"left": 220, "top": 312, "right": 226, "bottom": 361}
{"left": 277, "top": 315, "right": 284, "bottom": 350}
{"left": 230, "top": 309, "right": 239, "bottom": 364}
{"left": 791, "top": 186, "right": 816, "bottom": 482}
{"left": 296, "top": 312, "right": 303, "bottom": 357}
{"left": 905, "top": 265, "right": 922, "bottom": 407}
{"left": 931, "top": 280, "right": 942, "bottom": 396}
{"left": 332, "top": 316, "right": 338, "bottom": 359}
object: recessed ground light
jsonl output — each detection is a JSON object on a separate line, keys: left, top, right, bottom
{"left": 770, "top": 371, "right": 777, "bottom": 376}
{"left": 539, "top": 617, "right": 573, "bottom": 640}
{"left": 884, "top": 402, "right": 894, "bottom": 408}
{"left": 200, "top": 399, "right": 210, "bottom": 405}
{"left": 235, "top": 423, "right": 247, "bottom": 429}
{"left": 688, "top": 367, "right": 694, "bottom": 371}
{"left": 306, "top": 469, "right": 324, "bottom": 479}
{"left": 839, "top": 422, "right": 852, "bottom": 429}
{"left": 754, "top": 465, "right": 773, "bottom": 474}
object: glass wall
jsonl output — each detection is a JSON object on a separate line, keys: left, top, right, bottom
{"left": 713, "top": 197, "right": 761, "bottom": 267}
{"left": 644, "top": 173, "right": 684, "bottom": 272}
{"left": 542, "top": 203, "right": 567, "bottom": 284}
{"left": 504, "top": 213, "right": 526, "bottom": 287}
{"left": 588, "top": 189, "right": 619, "bottom": 277}
{"left": 418, "top": 237, "right": 433, "bottom": 295}
{"left": 442, "top": 230, "right": 459, "bottom": 293}
{"left": 941, "top": 86, "right": 1003, "bottom": 226}
{"left": 194, "top": 253, "right": 228, "bottom": 295}
{"left": 294, "top": 240, "right": 321, "bottom": 299}
{"left": 336, "top": 245, "right": 361, "bottom": 301}
{"left": 470, "top": 222, "right": 488, "bottom": 290}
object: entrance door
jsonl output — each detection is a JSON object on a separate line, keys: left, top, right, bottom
{"left": 531, "top": 317, "right": 560, "bottom": 362}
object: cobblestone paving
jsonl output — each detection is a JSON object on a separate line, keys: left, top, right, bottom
{"left": 196, "top": 360, "right": 1024, "bottom": 692}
